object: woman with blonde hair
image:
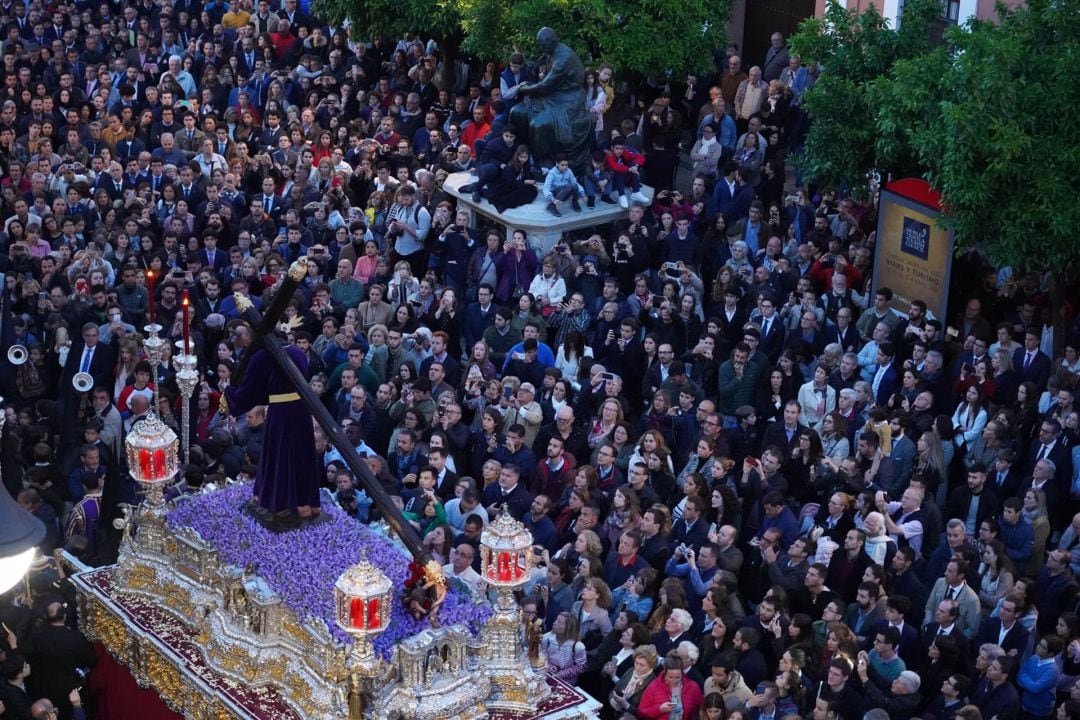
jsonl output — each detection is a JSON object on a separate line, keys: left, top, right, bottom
{"left": 112, "top": 339, "right": 142, "bottom": 403}
{"left": 386, "top": 260, "right": 419, "bottom": 310}
{"left": 541, "top": 611, "right": 587, "bottom": 683}
{"left": 559, "top": 528, "right": 603, "bottom": 562}
{"left": 608, "top": 644, "right": 658, "bottom": 718}
{"left": 588, "top": 397, "right": 624, "bottom": 449}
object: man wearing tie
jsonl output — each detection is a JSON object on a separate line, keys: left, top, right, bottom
{"left": 923, "top": 559, "right": 981, "bottom": 639}
{"left": 757, "top": 294, "right": 785, "bottom": 363}
{"left": 198, "top": 235, "right": 228, "bottom": 276}
{"left": 59, "top": 323, "right": 116, "bottom": 445}
{"left": 259, "top": 176, "right": 280, "bottom": 221}
{"left": 990, "top": 449, "right": 1021, "bottom": 499}
{"left": 1012, "top": 328, "right": 1051, "bottom": 389}
{"left": 176, "top": 113, "right": 204, "bottom": 158}
{"left": 1026, "top": 419, "right": 1072, "bottom": 482}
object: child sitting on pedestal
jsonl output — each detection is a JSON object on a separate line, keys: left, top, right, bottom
{"left": 542, "top": 155, "right": 586, "bottom": 217}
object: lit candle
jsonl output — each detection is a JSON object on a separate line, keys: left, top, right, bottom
{"left": 498, "top": 551, "right": 511, "bottom": 582}
{"left": 152, "top": 449, "right": 167, "bottom": 479}
{"left": 367, "top": 598, "right": 380, "bottom": 629}
{"left": 139, "top": 449, "right": 152, "bottom": 478}
{"left": 181, "top": 289, "right": 191, "bottom": 354}
{"left": 146, "top": 270, "right": 156, "bottom": 323}
{"left": 350, "top": 597, "right": 365, "bottom": 628}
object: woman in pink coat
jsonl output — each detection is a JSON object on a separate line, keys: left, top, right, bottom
{"left": 637, "top": 651, "right": 704, "bottom": 720}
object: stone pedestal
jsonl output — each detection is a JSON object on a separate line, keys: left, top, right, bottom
{"left": 443, "top": 172, "right": 654, "bottom": 256}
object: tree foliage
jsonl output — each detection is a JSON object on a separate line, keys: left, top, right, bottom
{"left": 312, "top": 0, "right": 460, "bottom": 47}
{"left": 788, "top": 0, "right": 943, "bottom": 194}
{"left": 313, "top": 0, "right": 733, "bottom": 77}
{"left": 874, "top": 0, "right": 1080, "bottom": 270}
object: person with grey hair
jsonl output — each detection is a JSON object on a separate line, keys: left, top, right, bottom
{"left": 856, "top": 646, "right": 921, "bottom": 718}
{"left": 164, "top": 54, "right": 196, "bottom": 98}
{"left": 653, "top": 607, "right": 693, "bottom": 657}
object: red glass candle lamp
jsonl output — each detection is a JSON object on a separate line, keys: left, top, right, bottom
{"left": 124, "top": 414, "right": 179, "bottom": 506}
{"left": 480, "top": 511, "right": 533, "bottom": 591}
{"left": 334, "top": 557, "right": 392, "bottom": 672}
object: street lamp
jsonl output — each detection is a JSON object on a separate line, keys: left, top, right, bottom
{"left": 0, "top": 397, "right": 45, "bottom": 593}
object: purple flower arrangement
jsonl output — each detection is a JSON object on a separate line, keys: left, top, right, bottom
{"left": 165, "top": 483, "right": 491, "bottom": 655}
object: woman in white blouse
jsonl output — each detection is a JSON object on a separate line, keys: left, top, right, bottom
{"left": 951, "top": 384, "right": 988, "bottom": 449}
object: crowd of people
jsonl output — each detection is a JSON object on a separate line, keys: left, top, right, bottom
{"left": 0, "top": 2, "right": 1078, "bottom": 719}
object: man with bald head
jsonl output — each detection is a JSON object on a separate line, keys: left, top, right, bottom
{"left": 531, "top": 404, "right": 587, "bottom": 461}
{"left": 28, "top": 600, "right": 93, "bottom": 719}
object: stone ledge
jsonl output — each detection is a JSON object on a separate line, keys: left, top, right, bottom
{"left": 443, "top": 171, "right": 654, "bottom": 254}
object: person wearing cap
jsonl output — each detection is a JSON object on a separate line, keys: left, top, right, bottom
{"left": 502, "top": 381, "right": 543, "bottom": 446}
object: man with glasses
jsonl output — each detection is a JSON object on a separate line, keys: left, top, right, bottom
{"left": 643, "top": 343, "right": 676, "bottom": 400}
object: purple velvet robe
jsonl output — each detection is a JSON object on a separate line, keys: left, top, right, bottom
{"left": 224, "top": 346, "right": 321, "bottom": 512}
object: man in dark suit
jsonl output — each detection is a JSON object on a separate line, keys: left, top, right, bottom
{"left": 27, "top": 600, "right": 95, "bottom": 717}
{"left": 61, "top": 322, "right": 115, "bottom": 391}
{"left": 1025, "top": 418, "right": 1072, "bottom": 481}
{"left": 975, "top": 595, "right": 1030, "bottom": 659}
{"left": 762, "top": 400, "right": 806, "bottom": 454}
{"left": 711, "top": 160, "right": 740, "bottom": 221}
{"left": 642, "top": 342, "right": 676, "bottom": 401}
{"left": 667, "top": 496, "right": 710, "bottom": 550}
{"left": 921, "top": 599, "right": 972, "bottom": 667}
{"left": 1012, "top": 328, "right": 1051, "bottom": 389}
{"left": 196, "top": 235, "right": 229, "bottom": 275}
{"left": 755, "top": 294, "right": 785, "bottom": 362}
{"left": 0, "top": 652, "right": 32, "bottom": 719}
{"left": 462, "top": 283, "right": 496, "bottom": 351}
{"left": 870, "top": 341, "right": 898, "bottom": 406}
{"left": 989, "top": 449, "right": 1023, "bottom": 499}
{"left": 480, "top": 463, "right": 532, "bottom": 520}
{"left": 639, "top": 505, "right": 672, "bottom": 571}
{"left": 888, "top": 547, "right": 927, "bottom": 614}
{"left": 945, "top": 464, "right": 1001, "bottom": 535}
{"left": 869, "top": 595, "right": 921, "bottom": 667}
{"left": 825, "top": 307, "right": 860, "bottom": 355}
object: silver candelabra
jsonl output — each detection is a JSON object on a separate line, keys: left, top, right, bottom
{"left": 174, "top": 340, "right": 198, "bottom": 466}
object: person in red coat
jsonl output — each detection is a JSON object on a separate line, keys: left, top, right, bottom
{"left": 638, "top": 651, "right": 704, "bottom": 720}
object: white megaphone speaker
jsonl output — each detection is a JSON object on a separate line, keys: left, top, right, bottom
{"left": 72, "top": 372, "right": 94, "bottom": 393}
{"left": 6, "top": 345, "right": 26, "bottom": 365}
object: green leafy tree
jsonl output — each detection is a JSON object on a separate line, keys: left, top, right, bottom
{"left": 788, "top": 0, "right": 943, "bottom": 194}
{"left": 311, "top": 0, "right": 460, "bottom": 48}
{"left": 313, "top": 0, "right": 733, "bottom": 78}
{"left": 460, "top": 0, "right": 732, "bottom": 77}
{"left": 874, "top": 0, "right": 1080, "bottom": 351}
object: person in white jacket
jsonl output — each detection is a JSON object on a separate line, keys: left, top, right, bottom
{"left": 529, "top": 258, "right": 567, "bottom": 314}
{"left": 798, "top": 365, "right": 837, "bottom": 427}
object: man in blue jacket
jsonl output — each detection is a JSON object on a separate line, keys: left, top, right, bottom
{"left": 1017, "top": 636, "right": 1062, "bottom": 719}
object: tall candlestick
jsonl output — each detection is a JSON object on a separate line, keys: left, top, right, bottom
{"left": 181, "top": 289, "right": 190, "bottom": 354}
{"left": 146, "top": 270, "right": 156, "bottom": 323}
